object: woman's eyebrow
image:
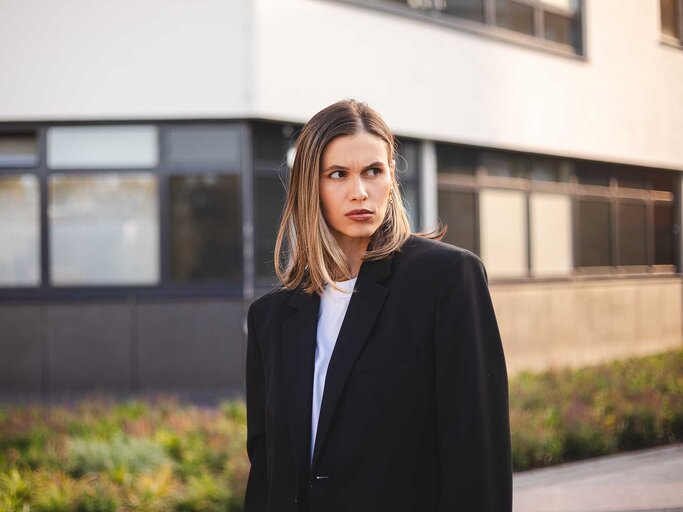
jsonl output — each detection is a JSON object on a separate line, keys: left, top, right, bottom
{"left": 323, "top": 161, "right": 385, "bottom": 172}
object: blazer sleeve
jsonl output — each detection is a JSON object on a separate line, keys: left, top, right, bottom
{"left": 434, "top": 252, "right": 512, "bottom": 512}
{"left": 244, "top": 303, "right": 269, "bottom": 512}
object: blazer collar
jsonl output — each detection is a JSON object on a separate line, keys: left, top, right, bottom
{"left": 281, "top": 254, "right": 394, "bottom": 475}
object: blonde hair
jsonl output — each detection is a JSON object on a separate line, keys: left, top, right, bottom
{"left": 274, "top": 99, "right": 446, "bottom": 296}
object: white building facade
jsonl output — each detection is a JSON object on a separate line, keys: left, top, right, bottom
{"left": 1, "top": 0, "right": 681, "bottom": 398}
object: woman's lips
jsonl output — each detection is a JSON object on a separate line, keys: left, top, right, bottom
{"left": 346, "top": 212, "right": 374, "bottom": 221}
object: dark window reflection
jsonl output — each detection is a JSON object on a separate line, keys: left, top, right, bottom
{"left": 252, "top": 122, "right": 298, "bottom": 165}
{"left": 654, "top": 203, "right": 675, "bottom": 265}
{"left": 661, "top": 0, "right": 682, "bottom": 39}
{"left": 618, "top": 202, "right": 648, "bottom": 265}
{"left": 495, "top": 0, "right": 535, "bottom": 35}
{"left": 438, "top": 189, "right": 478, "bottom": 253}
{"left": 436, "top": 144, "right": 478, "bottom": 175}
{"left": 170, "top": 175, "right": 242, "bottom": 283}
{"left": 441, "top": 0, "right": 485, "bottom": 23}
{"left": 544, "top": 11, "right": 574, "bottom": 45}
{"left": 578, "top": 200, "right": 612, "bottom": 267}
{"left": 254, "top": 174, "right": 287, "bottom": 285}
{"left": 482, "top": 151, "right": 525, "bottom": 178}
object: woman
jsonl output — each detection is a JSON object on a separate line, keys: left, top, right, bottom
{"left": 244, "top": 99, "right": 512, "bottom": 512}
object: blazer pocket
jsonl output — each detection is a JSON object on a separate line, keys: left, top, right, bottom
{"left": 353, "top": 344, "right": 420, "bottom": 374}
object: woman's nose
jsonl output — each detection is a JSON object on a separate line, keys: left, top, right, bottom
{"left": 350, "top": 177, "right": 368, "bottom": 200}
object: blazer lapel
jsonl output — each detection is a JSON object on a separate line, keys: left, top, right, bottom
{"left": 281, "top": 254, "right": 394, "bottom": 476}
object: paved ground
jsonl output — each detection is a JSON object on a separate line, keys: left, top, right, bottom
{"left": 513, "top": 444, "right": 683, "bottom": 512}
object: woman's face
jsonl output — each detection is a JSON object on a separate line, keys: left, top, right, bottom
{"left": 319, "top": 130, "right": 395, "bottom": 249}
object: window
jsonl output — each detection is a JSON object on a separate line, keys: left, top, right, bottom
{"left": 661, "top": 0, "right": 683, "bottom": 44}
{"left": 438, "top": 189, "right": 478, "bottom": 252}
{"left": 495, "top": 0, "right": 535, "bottom": 36}
{"left": 165, "top": 126, "right": 241, "bottom": 168}
{"left": 0, "top": 133, "right": 39, "bottom": 168}
{"left": 0, "top": 175, "right": 40, "bottom": 286}
{"left": 618, "top": 202, "right": 648, "bottom": 266}
{"left": 252, "top": 122, "right": 299, "bottom": 285}
{"left": 577, "top": 199, "right": 612, "bottom": 268}
{"left": 480, "top": 188, "right": 528, "bottom": 278}
{"left": 375, "top": 0, "right": 584, "bottom": 53}
{"left": 169, "top": 175, "right": 242, "bottom": 283}
{"left": 49, "top": 173, "right": 159, "bottom": 286}
{"left": 530, "top": 192, "right": 572, "bottom": 276}
{"left": 47, "top": 126, "right": 158, "bottom": 169}
{"left": 395, "top": 138, "right": 421, "bottom": 231}
{"left": 437, "top": 142, "right": 679, "bottom": 280}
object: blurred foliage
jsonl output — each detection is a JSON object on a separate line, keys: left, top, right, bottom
{"left": 510, "top": 349, "right": 683, "bottom": 470}
{"left": 0, "top": 350, "right": 680, "bottom": 509}
{"left": 0, "top": 395, "right": 249, "bottom": 511}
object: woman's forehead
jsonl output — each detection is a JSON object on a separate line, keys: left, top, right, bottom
{"left": 322, "top": 132, "right": 391, "bottom": 167}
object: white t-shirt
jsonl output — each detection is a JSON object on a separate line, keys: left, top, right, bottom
{"left": 310, "top": 275, "right": 358, "bottom": 465}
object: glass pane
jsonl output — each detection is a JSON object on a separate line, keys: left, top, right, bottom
{"left": 544, "top": 11, "right": 575, "bottom": 46}
{"left": 170, "top": 175, "right": 241, "bottom": 283}
{"left": 0, "top": 175, "right": 40, "bottom": 286}
{"left": 495, "top": 0, "right": 535, "bottom": 35}
{"left": 578, "top": 200, "right": 612, "bottom": 267}
{"left": 542, "top": 0, "right": 578, "bottom": 11}
{"left": 385, "top": 0, "right": 433, "bottom": 10}
{"left": 400, "top": 181, "right": 420, "bottom": 231}
{"left": 0, "top": 133, "right": 39, "bottom": 167}
{"left": 654, "top": 203, "right": 675, "bottom": 265}
{"left": 616, "top": 168, "right": 650, "bottom": 190}
{"left": 652, "top": 172, "right": 674, "bottom": 192}
{"left": 530, "top": 157, "right": 572, "bottom": 182}
{"left": 661, "top": 0, "right": 681, "bottom": 38}
{"left": 438, "top": 189, "right": 477, "bottom": 253}
{"left": 47, "top": 126, "right": 158, "bottom": 169}
{"left": 439, "top": 0, "right": 485, "bottom": 23}
{"left": 480, "top": 188, "right": 527, "bottom": 277}
{"left": 618, "top": 202, "right": 647, "bottom": 265}
{"left": 395, "top": 138, "right": 419, "bottom": 180}
{"left": 530, "top": 193, "right": 573, "bottom": 276}
{"left": 166, "top": 125, "right": 241, "bottom": 168}
{"left": 482, "top": 151, "right": 524, "bottom": 178}
{"left": 254, "top": 174, "right": 286, "bottom": 284}
{"left": 253, "top": 122, "right": 298, "bottom": 165}
{"left": 49, "top": 173, "right": 159, "bottom": 285}
{"left": 575, "top": 161, "right": 611, "bottom": 186}
{"left": 436, "top": 144, "right": 478, "bottom": 175}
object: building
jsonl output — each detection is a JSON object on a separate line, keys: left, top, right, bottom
{"left": 1, "top": 0, "right": 682, "bottom": 401}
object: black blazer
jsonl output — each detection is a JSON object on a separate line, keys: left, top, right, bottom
{"left": 244, "top": 234, "right": 512, "bottom": 512}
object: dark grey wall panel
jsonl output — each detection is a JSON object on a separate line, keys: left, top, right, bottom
{"left": 47, "top": 302, "right": 132, "bottom": 393}
{"left": 0, "top": 305, "right": 43, "bottom": 393}
{"left": 137, "top": 301, "right": 244, "bottom": 392}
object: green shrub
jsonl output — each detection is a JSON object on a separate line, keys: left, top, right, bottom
{"left": 510, "top": 349, "right": 683, "bottom": 471}
{"left": 66, "top": 435, "right": 171, "bottom": 477}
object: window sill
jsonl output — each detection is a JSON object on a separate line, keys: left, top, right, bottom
{"left": 660, "top": 36, "right": 683, "bottom": 51}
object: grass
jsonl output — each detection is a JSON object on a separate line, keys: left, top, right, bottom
{"left": 0, "top": 349, "right": 681, "bottom": 509}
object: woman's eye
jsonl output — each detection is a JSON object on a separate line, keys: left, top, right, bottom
{"left": 367, "top": 167, "right": 382, "bottom": 176}
{"left": 330, "top": 171, "right": 345, "bottom": 179}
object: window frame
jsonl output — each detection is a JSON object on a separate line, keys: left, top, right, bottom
{"left": 321, "top": 0, "right": 587, "bottom": 58}
{"left": 436, "top": 142, "right": 680, "bottom": 284}
{"left": 0, "top": 120, "right": 250, "bottom": 303}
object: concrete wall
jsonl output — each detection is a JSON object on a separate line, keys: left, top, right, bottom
{"left": 492, "top": 276, "right": 683, "bottom": 375}
{"left": 0, "top": 0, "right": 253, "bottom": 120}
{"left": 0, "top": 299, "right": 246, "bottom": 401}
{"left": 252, "top": 0, "right": 683, "bottom": 171}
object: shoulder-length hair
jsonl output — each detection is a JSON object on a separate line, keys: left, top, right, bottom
{"left": 274, "top": 99, "right": 447, "bottom": 296}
